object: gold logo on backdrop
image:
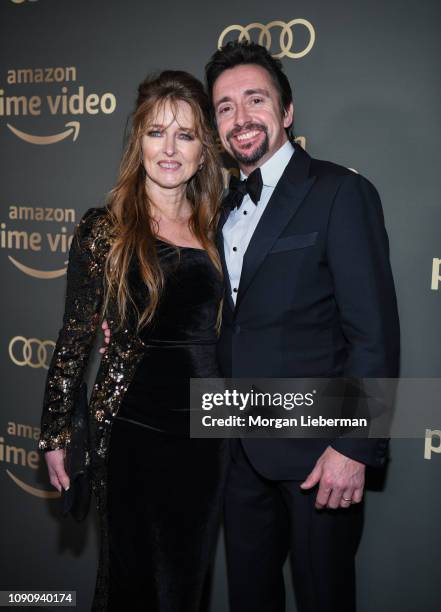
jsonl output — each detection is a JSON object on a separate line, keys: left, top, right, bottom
{"left": 6, "top": 470, "right": 59, "bottom": 498}
{"left": 1, "top": 424, "right": 59, "bottom": 499}
{"left": 1, "top": 66, "right": 116, "bottom": 145}
{"left": 7, "top": 256, "right": 67, "bottom": 278}
{"left": 424, "top": 429, "right": 441, "bottom": 460}
{"left": 6, "top": 120, "right": 80, "bottom": 145}
{"left": 9, "top": 336, "right": 55, "bottom": 369}
{"left": 218, "top": 19, "right": 316, "bottom": 59}
{"left": 1, "top": 205, "right": 74, "bottom": 278}
{"left": 431, "top": 258, "right": 441, "bottom": 290}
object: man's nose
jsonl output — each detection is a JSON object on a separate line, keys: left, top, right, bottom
{"left": 233, "top": 103, "right": 251, "bottom": 127}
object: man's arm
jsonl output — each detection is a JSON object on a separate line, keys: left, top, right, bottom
{"left": 301, "top": 172, "right": 400, "bottom": 508}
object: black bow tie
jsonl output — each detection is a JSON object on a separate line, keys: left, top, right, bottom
{"left": 228, "top": 168, "right": 263, "bottom": 209}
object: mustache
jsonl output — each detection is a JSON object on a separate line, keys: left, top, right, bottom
{"left": 227, "top": 122, "right": 268, "bottom": 141}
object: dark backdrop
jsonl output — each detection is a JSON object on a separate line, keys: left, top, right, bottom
{"left": 1, "top": 1, "right": 440, "bottom": 610}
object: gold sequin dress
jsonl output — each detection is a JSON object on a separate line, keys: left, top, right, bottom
{"left": 39, "top": 207, "right": 228, "bottom": 611}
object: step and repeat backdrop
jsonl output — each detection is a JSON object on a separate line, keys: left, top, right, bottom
{"left": 1, "top": 1, "right": 440, "bottom": 610}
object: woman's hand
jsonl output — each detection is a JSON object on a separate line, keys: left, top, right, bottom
{"left": 44, "top": 449, "right": 70, "bottom": 493}
{"left": 99, "top": 320, "right": 111, "bottom": 354}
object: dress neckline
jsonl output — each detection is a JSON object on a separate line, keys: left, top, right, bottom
{"left": 155, "top": 237, "right": 206, "bottom": 252}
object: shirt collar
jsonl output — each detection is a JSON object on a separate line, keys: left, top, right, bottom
{"left": 240, "top": 140, "right": 295, "bottom": 188}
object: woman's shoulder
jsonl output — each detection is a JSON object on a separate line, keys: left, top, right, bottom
{"left": 77, "top": 205, "right": 111, "bottom": 235}
{"left": 74, "top": 205, "right": 113, "bottom": 259}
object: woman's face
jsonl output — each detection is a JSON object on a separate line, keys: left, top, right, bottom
{"left": 141, "top": 99, "right": 204, "bottom": 192}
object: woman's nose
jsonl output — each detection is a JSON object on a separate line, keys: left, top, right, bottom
{"left": 163, "top": 133, "right": 176, "bottom": 156}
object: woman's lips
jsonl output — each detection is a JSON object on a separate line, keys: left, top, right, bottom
{"left": 157, "top": 160, "right": 182, "bottom": 170}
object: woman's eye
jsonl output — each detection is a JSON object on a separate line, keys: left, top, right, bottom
{"left": 147, "top": 130, "right": 162, "bottom": 137}
{"left": 179, "top": 132, "right": 194, "bottom": 141}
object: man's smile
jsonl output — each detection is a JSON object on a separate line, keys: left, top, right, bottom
{"left": 229, "top": 126, "right": 267, "bottom": 151}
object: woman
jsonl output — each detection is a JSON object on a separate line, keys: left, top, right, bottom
{"left": 38, "top": 71, "right": 229, "bottom": 611}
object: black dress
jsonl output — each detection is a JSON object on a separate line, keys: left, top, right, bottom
{"left": 106, "top": 238, "right": 229, "bottom": 611}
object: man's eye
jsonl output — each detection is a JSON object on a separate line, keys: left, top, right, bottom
{"left": 218, "top": 105, "right": 231, "bottom": 114}
{"left": 251, "top": 97, "right": 263, "bottom": 105}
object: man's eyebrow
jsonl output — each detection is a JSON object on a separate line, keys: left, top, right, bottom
{"left": 244, "top": 88, "right": 270, "bottom": 97}
{"left": 215, "top": 96, "right": 232, "bottom": 108}
{"left": 215, "top": 89, "right": 270, "bottom": 109}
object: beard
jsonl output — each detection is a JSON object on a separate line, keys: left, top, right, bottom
{"left": 227, "top": 123, "right": 269, "bottom": 166}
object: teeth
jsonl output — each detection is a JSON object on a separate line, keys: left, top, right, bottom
{"left": 236, "top": 131, "right": 259, "bottom": 141}
{"left": 159, "top": 162, "right": 179, "bottom": 168}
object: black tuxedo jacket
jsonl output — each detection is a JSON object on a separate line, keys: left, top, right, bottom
{"left": 216, "top": 143, "right": 400, "bottom": 480}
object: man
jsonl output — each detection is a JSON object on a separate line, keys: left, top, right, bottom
{"left": 204, "top": 41, "right": 400, "bottom": 612}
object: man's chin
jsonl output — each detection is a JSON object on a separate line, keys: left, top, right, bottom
{"left": 231, "top": 146, "right": 268, "bottom": 166}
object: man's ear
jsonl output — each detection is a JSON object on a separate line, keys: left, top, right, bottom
{"left": 283, "top": 103, "right": 294, "bottom": 128}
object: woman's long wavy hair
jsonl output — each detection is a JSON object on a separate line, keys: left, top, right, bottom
{"left": 103, "top": 71, "right": 224, "bottom": 332}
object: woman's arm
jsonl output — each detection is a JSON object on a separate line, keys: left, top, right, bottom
{"left": 38, "top": 207, "right": 110, "bottom": 452}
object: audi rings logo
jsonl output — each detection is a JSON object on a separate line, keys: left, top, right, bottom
{"left": 218, "top": 19, "right": 316, "bottom": 59}
{"left": 9, "top": 336, "right": 55, "bottom": 369}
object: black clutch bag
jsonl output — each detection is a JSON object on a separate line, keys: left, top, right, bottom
{"left": 61, "top": 382, "right": 92, "bottom": 521}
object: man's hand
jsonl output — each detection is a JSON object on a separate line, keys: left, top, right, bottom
{"left": 99, "top": 319, "right": 111, "bottom": 354}
{"left": 300, "top": 446, "right": 365, "bottom": 510}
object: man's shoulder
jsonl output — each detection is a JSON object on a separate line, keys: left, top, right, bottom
{"left": 307, "top": 154, "right": 378, "bottom": 195}
{"left": 309, "top": 155, "right": 354, "bottom": 178}
{"left": 302, "top": 153, "right": 382, "bottom": 212}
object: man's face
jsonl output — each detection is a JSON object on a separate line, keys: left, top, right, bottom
{"left": 212, "top": 64, "right": 293, "bottom": 173}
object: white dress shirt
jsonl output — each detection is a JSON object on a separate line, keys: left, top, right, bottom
{"left": 223, "top": 140, "right": 295, "bottom": 304}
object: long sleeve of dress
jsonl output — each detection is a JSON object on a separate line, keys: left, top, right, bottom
{"left": 38, "top": 207, "right": 109, "bottom": 452}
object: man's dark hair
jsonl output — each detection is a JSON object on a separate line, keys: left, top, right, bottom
{"left": 205, "top": 41, "right": 294, "bottom": 137}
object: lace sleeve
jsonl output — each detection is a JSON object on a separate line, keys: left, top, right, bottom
{"left": 38, "top": 207, "right": 110, "bottom": 452}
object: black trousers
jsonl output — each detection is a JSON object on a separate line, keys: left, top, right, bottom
{"left": 224, "top": 440, "right": 364, "bottom": 612}
{"left": 106, "top": 417, "right": 229, "bottom": 612}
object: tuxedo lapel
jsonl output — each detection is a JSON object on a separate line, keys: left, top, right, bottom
{"left": 235, "top": 144, "right": 315, "bottom": 310}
